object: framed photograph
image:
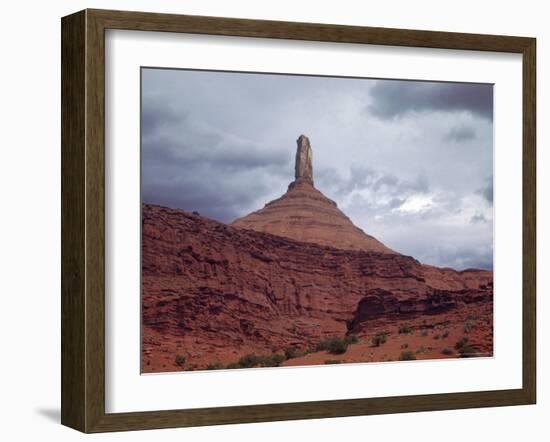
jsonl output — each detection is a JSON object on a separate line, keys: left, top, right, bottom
{"left": 61, "top": 9, "right": 536, "bottom": 433}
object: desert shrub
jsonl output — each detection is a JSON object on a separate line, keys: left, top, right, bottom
{"left": 464, "top": 321, "right": 473, "bottom": 333}
{"left": 398, "top": 325, "right": 413, "bottom": 334}
{"left": 238, "top": 353, "right": 260, "bottom": 368}
{"left": 230, "top": 352, "right": 290, "bottom": 369}
{"left": 442, "top": 330, "right": 450, "bottom": 338}
{"left": 324, "top": 360, "right": 342, "bottom": 364}
{"left": 441, "top": 348, "right": 454, "bottom": 355}
{"left": 258, "top": 354, "right": 270, "bottom": 365}
{"left": 400, "top": 343, "right": 409, "bottom": 349}
{"left": 271, "top": 354, "right": 287, "bottom": 366}
{"left": 371, "top": 333, "right": 387, "bottom": 347}
{"left": 399, "top": 351, "right": 417, "bottom": 361}
{"left": 458, "top": 345, "right": 477, "bottom": 358}
{"left": 175, "top": 354, "right": 186, "bottom": 367}
{"left": 453, "top": 336, "right": 477, "bottom": 357}
{"left": 433, "top": 334, "right": 440, "bottom": 340}
{"left": 454, "top": 337, "right": 469, "bottom": 350}
{"left": 206, "top": 362, "right": 224, "bottom": 370}
{"left": 317, "top": 338, "right": 349, "bottom": 355}
{"left": 316, "top": 339, "right": 331, "bottom": 352}
{"left": 284, "top": 346, "right": 299, "bottom": 359}
{"left": 254, "top": 355, "right": 269, "bottom": 366}
{"left": 421, "top": 329, "right": 429, "bottom": 337}
{"left": 259, "top": 354, "right": 286, "bottom": 367}
{"left": 316, "top": 335, "right": 359, "bottom": 355}
{"left": 327, "top": 340, "right": 348, "bottom": 354}
{"left": 345, "top": 335, "right": 359, "bottom": 344}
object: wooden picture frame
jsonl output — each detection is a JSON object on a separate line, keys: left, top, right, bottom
{"left": 61, "top": 8, "right": 536, "bottom": 433}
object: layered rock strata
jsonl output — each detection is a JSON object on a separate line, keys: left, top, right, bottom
{"left": 142, "top": 204, "right": 492, "bottom": 371}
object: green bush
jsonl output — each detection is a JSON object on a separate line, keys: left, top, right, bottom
{"left": 259, "top": 354, "right": 287, "bottom": 367}
{"left": 238, "top": 353, "right": 260, "bottom": 368}
{"left": 458, "top": 345, "right": 477, "bottom": 358}
{"left": 442, "top": 330, "right": 450, "bottom": 338}
{"left": 454, "top": 337, "right": 469, "bottom": 350}
{"left": 284, "top": 346, "right": 299, "bottom": 359}
{"left": 271, "top": 354, "right": 287, "bottom": 366}
{"left": 233, "top": 352, "right": 289, "bottom": 369}
{"left": 316, "top": 339, "right": 331, "bottom": 352}
{"left": 399, "top": 351, "right": 417, "bottom": 361}
{"left": 371, "top": 333, "right": 387, "bottom": 347}
{"left": 175, "top": 354, "right": 186, "bottom": 367}
{"left": 324, "top": 360, "right": 342, "bottom": 364}
{"left": 454, "top": 336, "right": 477, "bottom": 357}
{"left": 316, "top": 335, "right": 359, "bottom": 355}
{"left": 317, "top": 338, "right": 349, "bottom": 355}
{"left": 441, "top": 348, "right": 454, "bottom": 355}
{"left": 226, "top": 362, "right": 240, "bottom": 369}
{"left": 328, "top": 340, "right": 348, "bottom": 354}
{"left": 345, "top": 335, "right": 359, "bottom": 344}
{"left": 206, "top": 362, "right": 224, "bottom": 370}
{"left": 398, "top": 325, "right": 413, "bottom": 334}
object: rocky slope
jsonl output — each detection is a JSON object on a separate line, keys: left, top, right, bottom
{"left": 141, "top": 204, "right": 493, "bottom": 372}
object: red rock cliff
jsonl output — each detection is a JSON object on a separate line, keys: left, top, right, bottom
{"left": 142, "top": 204, "right": 492, "bottom": 371}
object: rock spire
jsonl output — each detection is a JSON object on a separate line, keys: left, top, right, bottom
{"left": 295, "top": 135, "right": 313, "bottom": 184}
{"left": 231, "top": 135, "right": 395, "bottom": 253}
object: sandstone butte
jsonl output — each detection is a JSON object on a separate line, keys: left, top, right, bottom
{"left": 142, "top": 135, "right": 493, "bottom": 373}
{"left": 232, "top": 135, "right": 394, "bottom": 253}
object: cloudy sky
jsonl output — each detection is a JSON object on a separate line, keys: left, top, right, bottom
{"left": 141, "top": 68, "right": 493, "bottom": 270}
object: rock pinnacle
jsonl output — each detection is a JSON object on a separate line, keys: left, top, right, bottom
{"left": 295, "top": 135, "right": 313, "bottom": 184}
{"left": 231, "top": 135, "right": 395, "bottom": 253}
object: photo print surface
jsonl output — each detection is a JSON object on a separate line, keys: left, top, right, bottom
{"left": 141, "top": 68, "right": 494, "bottom": 373}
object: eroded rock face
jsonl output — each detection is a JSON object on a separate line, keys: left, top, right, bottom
{"left": 141, "top": 204, "right": 493, "bottom": 372}
{"left": 347, "top": 287, "right": 492, "bottom": 334}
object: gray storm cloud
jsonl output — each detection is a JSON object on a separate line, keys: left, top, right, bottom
{"left": 368, "top": 80, "right": 493, "bottom": 120}
{"left": 141, "top": 68, "right": 494, "bottom": 270}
